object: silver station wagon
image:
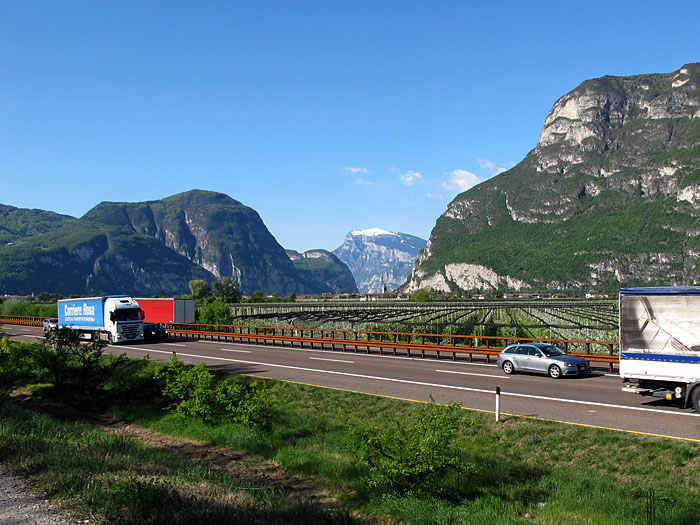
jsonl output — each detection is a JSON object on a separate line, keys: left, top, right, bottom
{"left": 496, "top": 343, "right": 590, "bottom": 378}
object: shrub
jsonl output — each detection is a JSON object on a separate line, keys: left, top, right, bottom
{"left": 198, "top": 299, "right": 234, "bottom": 325}
{"left": 155, "top": 354, "right": 272, "bottom": 429}
{"left": 349, "top": 398, "right": 473, "bottom": 496}
{"left": 216, "top": 380, "right": 272, "bottom": 431}
{"left": 155, "top": 354, "right": 221, "bottom": 423}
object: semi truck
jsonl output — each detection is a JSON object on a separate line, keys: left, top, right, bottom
{"left": 135, "top": 298, "right": 195, "bottom": 324}
{"left": 57, "top": 296, "right": 144, "bottom": 343}
{"left": 619, "top": 287, "right": 700, "bottom": 411}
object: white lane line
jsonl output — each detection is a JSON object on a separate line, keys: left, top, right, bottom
{"left": 122, "top": 347, "right": 699, "bottom": 418}
{"left": 221, "top": 348, "right": 251, "bottom": 354}
{"left": 309, "top": 357, "right": 355, "bottom": 364}
{"left": 436, "top": 369, "right": 508, "bottom": 379}
{"left": 163, "top": 343, "right": 187, "bottom": 347}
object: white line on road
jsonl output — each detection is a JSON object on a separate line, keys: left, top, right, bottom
{"left": 436, "top": 369, "right": 508, "bottom": 379}
{"left": 122, "top": 347, "right": 699, "bottom": 419}
{"left": 221, "top": 348, "right": 251, "bottom": 353}
{"left": 309, "top": 357, "right": 355, "bottom": 364}
{"left": 163, "top": 343, "right": 187, "bottom": 347}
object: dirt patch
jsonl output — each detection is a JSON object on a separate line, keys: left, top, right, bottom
{"left": 9, "top": 391, "right": 337, "bottom": 507}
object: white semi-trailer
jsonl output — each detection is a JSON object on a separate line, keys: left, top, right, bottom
{"left": 619, "top": 287, "right": 700, "bottom": 411}
{"left": 57, "top": 296, "right": 144, "bottom": 343}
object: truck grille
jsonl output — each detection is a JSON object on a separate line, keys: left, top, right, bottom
{"left": 121, "top": 323, "right": 141, "bottom": 339}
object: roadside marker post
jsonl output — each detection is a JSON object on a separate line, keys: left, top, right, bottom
{"left": 496, "top": 386, "right": 501, "bottom": 422}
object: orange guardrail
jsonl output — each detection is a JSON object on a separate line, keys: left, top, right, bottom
{"left": 0, "top": 315, "right": 43, "bottom": 327}
{"left": 0, "top": 316, "right": 619, "bottom": 371}
{"left": 163, "top": 322, "right": 620, "bottom": 372}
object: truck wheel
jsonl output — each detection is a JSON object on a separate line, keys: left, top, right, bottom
{"left": 548, "top": 364, "right": 562, "bottom": 379}
{"left": 691, "top": 387, "right": 700, "bottom": 412}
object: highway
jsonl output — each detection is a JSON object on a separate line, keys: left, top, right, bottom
{"left": 7, "top": 325, "right": 700, "bottom": 442}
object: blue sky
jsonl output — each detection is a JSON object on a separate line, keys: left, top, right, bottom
{"left": 2, "top": 1, "right": 699, "bottom": 252}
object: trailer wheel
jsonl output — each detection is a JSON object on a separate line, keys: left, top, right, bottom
{"left": 690, "top": 387, "right": 700, "bottom": 412}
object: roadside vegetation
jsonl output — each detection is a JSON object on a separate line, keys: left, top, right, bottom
{"left": 1, "top": 331, "right": 700, "bottom": 523}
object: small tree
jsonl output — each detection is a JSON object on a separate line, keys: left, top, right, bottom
{"left": 411, "top": 287, "right": 435, "bottom": 303}
{"left": 198, "top": 299, "right": 234, "bottom": 325}
{"left": 250, "top": 290, "right": 266, "bottom": 303}
{"left": 189, "top": 280, "right": 211, "bottom": 300}
{"left": 350, "top": 398, "right": 471, "bottom": 496}
{"left": 213, "top": 277, "right": 242, "bottom": 303}
{"left": 35, "top": 328, "right": 127, "bottom": 395}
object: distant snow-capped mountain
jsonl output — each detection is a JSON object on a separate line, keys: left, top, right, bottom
{"left": 332, "top": 229, "right": 427, "bottom": 293}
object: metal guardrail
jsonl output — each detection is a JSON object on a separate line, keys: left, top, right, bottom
{"left": 162, "top": 322, "right": 619, "bottom": 372}
{"left": 0, "top": 315, "right": 43, "bottom": 327}
{"left": 0, "top": 316, "right": 619, "bottom": 371}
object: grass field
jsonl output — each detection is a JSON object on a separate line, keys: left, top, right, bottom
{"left": 2, "top": 343, "right": 700, "bottom": 524}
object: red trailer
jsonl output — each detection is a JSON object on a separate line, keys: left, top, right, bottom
{"left": 136, "top": 298, "right": 196, "bottom": 324}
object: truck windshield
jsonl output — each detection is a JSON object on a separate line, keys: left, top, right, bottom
{"left": 112, "top": 308, "right": 142, "bottom": 322}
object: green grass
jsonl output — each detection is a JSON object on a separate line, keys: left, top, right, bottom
{"left": 4, "top": 352, "right": 700, "bottom": 524}
{"left": 0, "top": 396, "right": 358, "bottom": 524}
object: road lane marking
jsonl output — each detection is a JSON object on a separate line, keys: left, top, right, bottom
{"left": 221, "top": 348, "right": 251, "bottom": 353}
{"left": 436, "top": 369, "right": 509, "bottom": 379}
{"left": 121, "top": 347, "right": 699, "bottom": 419}
{"left": 240, "top": 375, "right": 700, "bottom": 444}
{"left": 163, "top": 343, "right": 187, "bottom": 347}
{"left": 309, "top": 357, "right": 354, "bottom": 364}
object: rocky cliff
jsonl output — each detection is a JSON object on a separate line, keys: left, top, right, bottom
{"left": 82, "top": 190, "right": 306, "bottom": 295}
{"left": 287, "top": 249, "right": 358, "bottom": 294}
{"left": 333, "top": 229, "right": 427, "bottom": 293}
{"left": 406, "top": 64, "right": 700, "bottom": 294}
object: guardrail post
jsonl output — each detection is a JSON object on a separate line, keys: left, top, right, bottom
{"left": 496, "top": 386, "right": 501, "bottom": 422}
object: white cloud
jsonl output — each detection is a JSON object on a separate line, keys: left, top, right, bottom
{"left": 477, "top": 158, "right": 515, "bottom": 177}
{"left": 343, "top": 166, "right": 368, "bottom": 174}
{"left": 399, "top": 170, "right": 423, "bottom": 186}
{"left": 425, "top": 193, "right": 445, "bottom": 200}
{"left": 441, "top": 169, "right": 483, "bottom": 193}
{"left": 355, "top": 178, "right": 379, "bottom": 188}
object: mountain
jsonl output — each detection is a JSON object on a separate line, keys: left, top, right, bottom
{"left": 287, "top": 249, "right": 358, "bottom": 294}
{"left": 0, "top": 204, "right": 76, "bottom": 244}
{"left": 333, "top": 228, "right": 427, "bottom": 293}
{"left": 406, "top": 63, "right": 700, "bottom": 294}
{"left": 0, "top": 190, "right": 322, "bottom": 296}
{"left": 0, "top": 220, "right": 214, "bottom": 296}
{"left": 82, "top": 190, "right": 306, "bottom": 296}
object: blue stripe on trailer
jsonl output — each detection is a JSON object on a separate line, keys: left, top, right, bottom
{"left": 620, "top": 352, "right": 700, "bottom": 364}
{"left": 619, "top": 287, "right": 700, "bottom": 296}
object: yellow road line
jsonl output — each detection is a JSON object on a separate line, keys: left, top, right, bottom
{"left": 245, "top": 373, "right": 700, "bottom": 444}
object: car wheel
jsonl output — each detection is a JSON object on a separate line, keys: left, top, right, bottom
{"left": 502, "top": 361, "right": 514, "bottom": 375}
{"left": 548, "top": 364, "right": 562, "bottom": 379}
{"left": 690, "top": 387, "right": 700, "bottom": 412}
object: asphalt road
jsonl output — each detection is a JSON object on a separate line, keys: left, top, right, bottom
{"left": 8, "top": 325, "right": 700, "bottom": 442}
